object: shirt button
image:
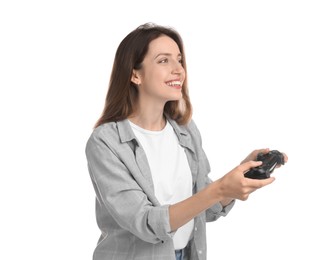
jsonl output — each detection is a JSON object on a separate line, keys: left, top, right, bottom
{"left": 198, "top": 250, "right": 202, "bottom": 254}
{"left": 195, "top": 227, "right": 197, "bottom": 231}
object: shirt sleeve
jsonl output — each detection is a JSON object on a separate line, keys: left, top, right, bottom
{"left": 203, "top": 169, "right": 236, "bottom": 222}
{"left": 205, "top": 199, "right": 236, "bottom": 222}
{"left": 86, "top": 134, "right": 174, "bottom": 244}
{"left": 187, "top": 120, "right": 236, "bottom": 222}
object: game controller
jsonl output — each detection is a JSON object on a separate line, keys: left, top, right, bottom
{"left": 244, "top": 150, "right": 285, "bottom": 179}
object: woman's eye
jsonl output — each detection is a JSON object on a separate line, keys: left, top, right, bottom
{"left": 159, "top": 58, "right": 168, "bottom": 63}
{"left": 158, "top": 57, "right": 183, "bottom": 65}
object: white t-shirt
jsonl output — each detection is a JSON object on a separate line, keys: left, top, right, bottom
{"left": 129, "top": 120, "right": 194, "bottom": 250}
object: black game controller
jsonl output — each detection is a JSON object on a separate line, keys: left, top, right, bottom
{"left": 244, "top": 150, "right": 285, "bottom": 179}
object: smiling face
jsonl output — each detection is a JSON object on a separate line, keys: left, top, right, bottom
{"left": 131, "top": 35, "right": 186, "bottom": 109}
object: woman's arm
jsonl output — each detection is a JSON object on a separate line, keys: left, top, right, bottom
{"left": 169, "top": 160, "right": 274, "bottom": 231}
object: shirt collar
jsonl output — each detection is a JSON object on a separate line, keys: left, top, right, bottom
{"left": 116, "top": 116, "right": 194, "bottom": 152}
{"left": 116, "top": 119, "right": 137, "bottom": 143}
{"left": 166, "top": 117, "right": 194, "bottom": 153}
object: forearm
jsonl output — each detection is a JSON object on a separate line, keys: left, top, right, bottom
{"left": 169, "top": 181, "right": 223, "bottom": 231}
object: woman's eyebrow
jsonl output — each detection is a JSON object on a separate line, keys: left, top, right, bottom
{"left": 154, "top": 53, "right": 182, "bottom": 59}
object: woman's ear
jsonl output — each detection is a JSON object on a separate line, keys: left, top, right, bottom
{"left": 131, "top": 69, "right": 141, "bottom": 85}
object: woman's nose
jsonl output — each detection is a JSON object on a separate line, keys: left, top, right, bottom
{"left": 172, "top": 61, "right": 184, "bottom": 74}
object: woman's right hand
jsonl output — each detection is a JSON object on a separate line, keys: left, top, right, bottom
{"left": 216, "top": 160, "right": 275, "bottom": 201}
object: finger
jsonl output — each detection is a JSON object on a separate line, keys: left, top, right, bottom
{"left": 255, "top": 148, "right": 270, "bottom": 157}
{"left": 276, "top": 152, "right": 288, "bottom": 168}
{"left": 247, "top": 176, "right": 276, "bottom": 188}
{"left": 239, "top": 160, "right": 263, "bottom": 172}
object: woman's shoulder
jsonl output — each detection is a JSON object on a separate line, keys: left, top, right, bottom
{"left": 85, "top": 121, "right": 121, "bottom": 150}
{"left": 90, "top": 121, "right": 118, "bottom": 138}
{"left": 86, "top": 119, "right": 135, "bottom": 150}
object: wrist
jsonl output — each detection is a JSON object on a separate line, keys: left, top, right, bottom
{"left": 204, "top": 180, "right": 224, "bottom": 205}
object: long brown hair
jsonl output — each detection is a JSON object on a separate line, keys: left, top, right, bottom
{"left": 94, "top": 23, "right": 192, "bottom": 128}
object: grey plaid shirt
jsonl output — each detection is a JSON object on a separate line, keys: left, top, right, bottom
{"left": 85, "top": 118, "right": 235, "bottom": 260}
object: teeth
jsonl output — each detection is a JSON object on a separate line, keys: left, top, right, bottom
{"left": 167, "top": 81, "right": 181, "bottom": 86}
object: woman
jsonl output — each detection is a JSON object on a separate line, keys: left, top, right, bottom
{"left": 85, "top": 23, "right": 287, "bottom": 260}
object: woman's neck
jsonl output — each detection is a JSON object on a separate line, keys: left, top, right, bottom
{"left": 128, "top": 109, "right": 166, "bottom": 131}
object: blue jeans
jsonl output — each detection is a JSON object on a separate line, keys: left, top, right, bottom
{"left": 175, "top": 249, "right": 183, "bottom": 260}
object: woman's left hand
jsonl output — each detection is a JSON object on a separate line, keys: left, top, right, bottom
{"left": 241, "top": 148, "right": 288, "bottom": 167}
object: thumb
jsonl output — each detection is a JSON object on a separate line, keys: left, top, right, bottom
{"left": 240, "top": 160, "right": 263, "bottom": 174}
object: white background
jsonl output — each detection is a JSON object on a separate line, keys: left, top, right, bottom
{"left": 1, "top": 0, "right": 313, "bottom": 259}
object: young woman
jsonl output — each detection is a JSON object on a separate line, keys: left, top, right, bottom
{"left": 85, "top": 23, "right": 287, "bottom": 260}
